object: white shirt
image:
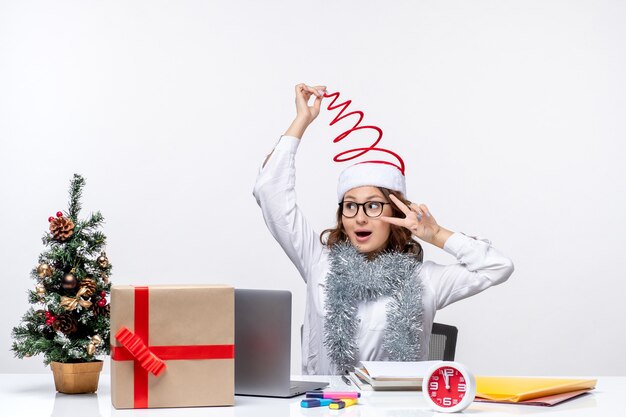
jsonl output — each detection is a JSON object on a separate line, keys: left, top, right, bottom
{"left": 253, "top": 135, "right": 515, "bottom": 375}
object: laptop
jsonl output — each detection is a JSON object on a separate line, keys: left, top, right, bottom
{"left": 234, "top": 289, "right": 328, "bottom": 397}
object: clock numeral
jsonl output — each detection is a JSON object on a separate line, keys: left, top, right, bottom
{"left": 459, "top": 377, "right": 465, "bottom": 383}
{"left": 443, "top": 368, "right": 455, "bottom": 377}
{"left": 429, "top": 381, "right": 439, "bottom": 391}
{"left": 458, "top": 383, "right": 466, "bottom": 392}
{"left": 432, "top": 375, "right": 440, "bottom": 381}
{"left": 443, "top": 397, "right": 452, "bottom": 406}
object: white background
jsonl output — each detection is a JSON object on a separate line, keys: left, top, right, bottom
{"left": 1, "top": 0, "right": 624, "bottom": 376}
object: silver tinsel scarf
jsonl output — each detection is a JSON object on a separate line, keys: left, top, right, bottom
{"left": 323, "top": 242, "right": 424, "bottom": 374}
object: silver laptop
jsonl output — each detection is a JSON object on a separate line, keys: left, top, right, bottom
{"left": 234, "top": 289, "right": 328, "bottom": 397}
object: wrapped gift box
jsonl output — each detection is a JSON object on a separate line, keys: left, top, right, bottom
{"left": 110, "top": 285, "right": 234, "bottom": 408}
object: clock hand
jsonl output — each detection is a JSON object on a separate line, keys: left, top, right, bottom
{"left": 441, "top": 370, "right": 450, "bottom": 390}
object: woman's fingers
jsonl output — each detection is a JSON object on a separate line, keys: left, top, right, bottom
{"left": 295, "top": 83, "right": 308, "bottom": 96}
{"left": 380, "top": 199, "right": 432, "bottom": 236}
{"left": 296, "top": 83, "right": 326, "bottom": 98}
{"left": 409, "top": 202, "right": 431, "bottom": 219}
{"left": 295, "top": 84, "right": 309, "bottom": 104}
{"left": 313, "top": 94, "right": 323, "bottom": 112}
{"left": 313, "top": 85, "right": 327, "bottom": 97}
{"left": 418, "top": 203, "right": 431, "bottom": 217}
{"left": 378, "top": 215, "right": 406, "bottom": 227}
{"left": 389, "top": 194, "right": 413, "bottom": 217}
{"left": 308, "top": 85, "right": 326, "bottom": 97}
{"left": 295, "top": 84, "right": 312, "bottom": 104}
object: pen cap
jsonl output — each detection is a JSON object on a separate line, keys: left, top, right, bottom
{"left": 300, "top": 399, "right": 321, "bottom": 408}
{"left": 330, "top": 401, "right": 346, "bottom": 410}
{"left": 329, "top": 398, "right": 358, "bottom": 409}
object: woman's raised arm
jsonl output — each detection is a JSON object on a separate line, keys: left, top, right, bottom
{"left": 262, "top": 83, "right": 326, "bottom": 167}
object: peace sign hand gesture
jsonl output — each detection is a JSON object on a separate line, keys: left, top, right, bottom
{"left": 379, "top": 194, "right": 453, "bottom": 249}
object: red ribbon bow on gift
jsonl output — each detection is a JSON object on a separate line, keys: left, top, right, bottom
{"left": 115, "top": 327, "right": 166, "bottom": 376}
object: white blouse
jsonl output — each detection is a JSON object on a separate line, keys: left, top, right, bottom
{"left": 253, "top": 135, "right": 514, "bottom": 375}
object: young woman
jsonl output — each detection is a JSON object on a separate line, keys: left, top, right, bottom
{"left": 253, "top": 83, "right": 514, "bottom": 375}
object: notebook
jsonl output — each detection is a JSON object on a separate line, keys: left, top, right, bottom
{"left": 475, "top": 376, "right": 597, "bottom": 403}
{"left": 351, "top": 360, "right": 443, "bottom": 390}
{"left": 234, "top": 289, "right": 328, "bottom": 397}
{"left": 474, "top": 389, "right": 593, "bottom": 406}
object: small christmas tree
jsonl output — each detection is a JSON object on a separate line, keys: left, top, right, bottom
{"left": 12, "top": 174, "right": 112, "bottom": 364}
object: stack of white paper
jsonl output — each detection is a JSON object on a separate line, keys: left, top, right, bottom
{"left": 348, "top": 360, "right": 443, "bottom": 391}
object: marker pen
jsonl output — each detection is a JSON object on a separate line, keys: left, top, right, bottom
{"left": 305, "top": 391, "right": 361, "bottom": 399}
{"left": 329, "top": 398, "right": 358, "bottom": 409}
{"left": 300, "top": 398, "right": 333, "bottom": 408}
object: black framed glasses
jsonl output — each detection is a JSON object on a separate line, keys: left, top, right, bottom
{"left": 339, "top": 201, "right": 390, "bottom": 218}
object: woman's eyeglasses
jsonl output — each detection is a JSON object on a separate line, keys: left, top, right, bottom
{"left": 339, "top": 201, "right": 390, "bottom": 218}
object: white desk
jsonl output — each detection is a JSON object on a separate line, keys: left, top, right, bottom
{"left": 0, "top": 374, "right": 620, "bottom": 417}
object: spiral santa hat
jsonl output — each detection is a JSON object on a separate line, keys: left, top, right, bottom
{"left": 320, "top": 89, "right": 407, "bottom": 202}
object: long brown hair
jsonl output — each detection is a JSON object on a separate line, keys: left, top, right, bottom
{"left": 320, "top": 187, "right": 424, "bottom": 261}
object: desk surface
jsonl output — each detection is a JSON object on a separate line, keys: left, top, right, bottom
{"left": 0, "top": 374, "right": 619, "bottom": 417}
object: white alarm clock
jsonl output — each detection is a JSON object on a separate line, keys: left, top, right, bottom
{"left": 422, "top": 361, "right": 476, "bottom": 413}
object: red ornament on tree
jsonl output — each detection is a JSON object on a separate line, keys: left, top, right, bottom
{"left": 100, "top": 291, "right": 106, "bottom": 298}
{"left": 48, "top": 216, "right": 54, "bottom": 223}
{"left": 56, "top": 211, "right": 63, "bottom": 217}
{"left": 97, "top": 298, "right": 107, "bottom": 307}
{"left": 45, "top": 316, "right": 56, "bottom": 326}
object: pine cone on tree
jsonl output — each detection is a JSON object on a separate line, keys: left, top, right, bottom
{"left": 49, "top": 217, "right": 75, "bottom": 242}
{"left": 80, "top": 277, "right": 97, "bottom": 296}
{"left": 93, "top": 303, "right": 110, "bottom": 318}
{"left": 52, "top": 314, "right": 78, "bottom": 335}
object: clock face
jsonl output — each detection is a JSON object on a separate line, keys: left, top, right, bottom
{"left": 425, "top": 366, "right": 469, "bottom": 409}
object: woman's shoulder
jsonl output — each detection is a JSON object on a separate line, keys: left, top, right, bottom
{"left": 415, "top": 259, "right": 439, "bottom": 280}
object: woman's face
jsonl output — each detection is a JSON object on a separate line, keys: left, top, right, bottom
{"left": 341, "top": 186, "right": 394, "bottom": 254}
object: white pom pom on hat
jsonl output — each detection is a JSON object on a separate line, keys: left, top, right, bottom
{"left": 337, "top": 162, "right": 406, "bottom": 202}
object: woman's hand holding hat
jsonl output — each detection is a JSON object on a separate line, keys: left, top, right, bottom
{"left": 285, "top": 83, "right": 327, "bottom": 139}
{"left": 294, "top": 83, "right": 327, "bottom": 125}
